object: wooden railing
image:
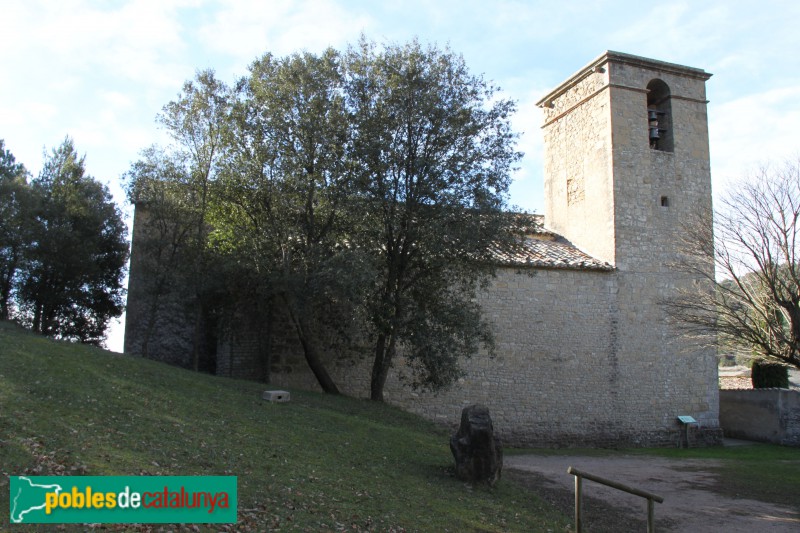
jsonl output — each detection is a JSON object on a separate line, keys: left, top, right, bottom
{"left": 567, "top": 466, "right": 664, "bottom": 533}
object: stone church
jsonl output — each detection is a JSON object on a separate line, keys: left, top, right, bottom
{"left": 125, "top": 51, "right": 722, "bottom": 447}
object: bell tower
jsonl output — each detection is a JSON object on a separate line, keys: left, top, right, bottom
{"left": 537, "top": 51, "right": 712, "bottom": 268}
{"left": 537, "top": 52, "right": 719, "bottom": 434}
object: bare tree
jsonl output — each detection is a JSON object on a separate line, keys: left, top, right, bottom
{"left": 666, "top": 159, "right": 800, "bottom": 370}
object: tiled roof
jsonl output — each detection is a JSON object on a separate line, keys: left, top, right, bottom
{"left": 491, "top": 213, "right": 614, "bottom": 271}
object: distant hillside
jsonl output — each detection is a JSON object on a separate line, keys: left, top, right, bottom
{"left": 0, "top": 321, "right": 566, "bottom": 532}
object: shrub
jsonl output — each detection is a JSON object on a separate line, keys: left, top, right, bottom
{"left": 751, "top": 360, "right": 789, "bottom": 389}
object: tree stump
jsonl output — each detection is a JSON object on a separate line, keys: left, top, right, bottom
{"left": 450, "top": 404, "right": 503, "bottom": 485}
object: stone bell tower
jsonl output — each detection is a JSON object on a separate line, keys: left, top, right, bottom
{"left": 537, "top": 52, "right": 720, "bottom": 436}
{"left": 537, "top": 50, "right": 713, "bottom": 268}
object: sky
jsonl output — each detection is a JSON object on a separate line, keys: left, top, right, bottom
{"left": 2, "top": 0, "right": 799, "bottom": 352}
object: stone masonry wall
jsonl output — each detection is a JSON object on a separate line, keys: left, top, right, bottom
{"left": 124, "top": 204, "right": 197, "bottom": 368}
{"left": 215, "top": 310, "right": 270, "bottom": 382}
{"left": 293, "top": 265, "right": 715, "bottom": 447}
{"left": 605, "top": 55, "right": 718, "bottom": 433}
{"left": 331, "top": 268, "right": 621, "bottom": 446}
{"left": 535, "top": 52, "right": 719, "bottom": 443}
{"left": 720, "top": 389, "right": 800, "bottom": 447}
{"left": 541, "top": 67, "right": 615, "bottom": 265}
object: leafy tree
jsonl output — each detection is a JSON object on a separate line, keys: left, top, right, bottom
{"left": 126, "top": 39, "right": 522, "bottom": 397}
{"left": 345, "top": 39, "right": 522, "bottom": 400}
{"left": 0, "top": 140, "right": 26, "bottom": 180}
{"left": 158, "top": 70, "right": 233, "bottom": 370}
{"left": 18, "top": 137, "right": 128, "bottom": 344}
{"left": 0, "top": 140, "right": 32, "bottom": 319}
{"left": 218, "top": 49, "right": 366, "bottom": 393}
{"left": 666, "top": 159, "right": 800, "bottom": 370}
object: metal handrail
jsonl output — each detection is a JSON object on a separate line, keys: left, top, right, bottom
{"left": 567, "top": 466, "right": 664, "bottom": 533}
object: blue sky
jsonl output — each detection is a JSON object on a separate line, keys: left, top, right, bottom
{"left": 2, "top": 0, "right": 799, "bottom": 351}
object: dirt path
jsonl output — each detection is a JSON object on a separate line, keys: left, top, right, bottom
{"left": 505, "top": 454, "right": 800, "bottom": 532}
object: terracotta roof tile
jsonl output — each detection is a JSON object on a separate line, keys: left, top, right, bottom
{"left": 492, "top": 213, "right": 613, "bottom": 271}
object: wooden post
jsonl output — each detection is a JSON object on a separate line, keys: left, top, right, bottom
{"left": 647, "top": 498, "right": 655, "bottom": 533}
{"left": 574, "top": 474, "right": 582, "bottom": 533}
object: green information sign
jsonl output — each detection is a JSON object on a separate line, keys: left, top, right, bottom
{"left": 9, "top": 475, "right": 237, "bottom": 524}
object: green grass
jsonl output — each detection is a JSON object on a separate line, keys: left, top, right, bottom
{"left": 0, "top": 321, "right": 568, "bottom": 532}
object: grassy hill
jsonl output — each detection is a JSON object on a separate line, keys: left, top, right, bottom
{"left": 0, "top": 321, "right": 568, "bottom": 532}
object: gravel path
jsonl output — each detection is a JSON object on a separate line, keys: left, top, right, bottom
{"left": 505, "top": 454, "right": 800, "bottom": 532}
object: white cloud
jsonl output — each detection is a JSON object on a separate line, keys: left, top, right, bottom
{"left": 0, "top": 0, "right": 201, "bottom": 170}
{"left": 709, "top": 85, "right": 800, "bottom": 193}
{"left": 196, "top": 0, "right": 374, "bottom": 68}
{"left": 2, "top": 0, "right": 195, "bottom": 95}
{"left": 608, "top": 2, "right": 730, "bottom": 63}
{"left": 508, "top": 86, "right": 549, "bottom": 212}
{"left": 101, "top": 91, "right": 135, "bottom": 109}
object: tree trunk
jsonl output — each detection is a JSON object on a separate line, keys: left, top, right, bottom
{"left": 32, "top": 301, "right": 42, "bottom": 333}
{"left": 42, "top": 305, "right": 55, "bottom": 336}
{"left": 0, "top": 291, "right": 8, "bottom": 321}
{"left": 296, "top": 318, "right": 340, "bottom": 395}
{"left": 0, "top": 257, "right": 17, "bottom": 320}
{"left": 284, "top": 294, "right": 340, "bottom": 394}
{"left": 191, "top": 301, "right": 203, "bottom": 371}
{"left": 370, "top": 334, "right": 387, "bottom": 401}
{"left": 370, "top": 332, "right": 396, "bottom": 401}
{"left": 370, "top": 281, "right": 402, "bottom": 401}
